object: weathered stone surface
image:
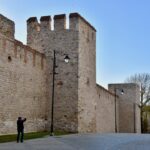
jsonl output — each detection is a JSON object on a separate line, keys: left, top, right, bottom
{"left": 0, "top": 14, "right": 15, "bottom": 39}
{"left": 108, "top": 83, "right": 141, "bottom": 133}
{"left": 0, "top": 32, "right": 49, "bottom": 134}
{"left": 96, "top": 85, "right": 116, "bottom": 133}
{"left": 0, "top": 13, "right": 141, "bottom": 135}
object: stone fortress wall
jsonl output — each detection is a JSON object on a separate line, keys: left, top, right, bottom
{"left": 109, "top": 84, "right": 141, "bottom": 133}
{"left": 96, "top": 85, "right": 116, "bottom": 133}
{"left": 0, "top": 13, "right": 141, "bottom": 134}
{"left": 26, "top": 13, "right": 118, "bottom": 133}
{"left": 27, "top": 14, "right": 80, "bottom": 132}
{"left": 0, "top": 14, "right": 49, "bottom": 134}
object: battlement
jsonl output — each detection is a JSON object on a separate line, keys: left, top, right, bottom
{"left": 69, "top": 13, "right": 96, "bottom": 31}
{"left": 27, "top": 12, "right": 96, "bottom": 32}
{"left": 0, "top": 14, "right": 15, "bottom": 39}
{"left": 0, "top": 33, "right": 45, "bottom": 70}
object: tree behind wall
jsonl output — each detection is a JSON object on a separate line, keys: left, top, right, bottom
{"left": 142, "top": 105, "right": 150, "bottom": 133}
{"left": 125, "top": 73, "right": 150, "bottom": 133}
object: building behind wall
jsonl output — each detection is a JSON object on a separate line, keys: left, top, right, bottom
{"left": 0, "top": 13, "right": 141, "bottom": 134}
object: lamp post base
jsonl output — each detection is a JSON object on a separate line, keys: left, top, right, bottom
{"left": 50, "top": 132, "right": 54, "bottom": 136}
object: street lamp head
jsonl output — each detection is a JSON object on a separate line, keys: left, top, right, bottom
{"left": 115, "top": 88, "right": 124, "bottom": 95}
{"left": 121, "top": 89, "right": 124, "bottom": 95}
{"left": 64, "top": 55, "right": 70, "bottom": 63}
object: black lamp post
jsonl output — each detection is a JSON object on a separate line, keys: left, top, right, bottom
{"left": 114, "top": 88, "right": 124, "bottom": 133}
{"left": 50, "top": 50, "right": 70, "bottom": 136}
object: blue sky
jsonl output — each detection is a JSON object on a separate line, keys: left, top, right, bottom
{"left": 0, "top": 0, "right": 150, "bottom": 88}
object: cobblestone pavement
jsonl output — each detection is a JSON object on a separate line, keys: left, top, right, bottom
{"left": 0, "top": 133, "right": 150, "bottom": 150}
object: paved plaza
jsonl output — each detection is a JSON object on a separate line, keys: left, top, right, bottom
{"left": 0, "top": 133, "right": 150, "bottom": 150}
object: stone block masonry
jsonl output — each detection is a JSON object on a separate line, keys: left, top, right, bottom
{"left": 0, "top": 12, "right": 141, "bottom": 134}
{"left": 0, "top": 14, "right": 15, "bottom": 39}
{"left": 108, "top": 83, "right": 141, "bottom": 133}
{"left": 0, "top": 17, "right": 49, "bottom": 134}
{"left": 27, "top": 13, "right": 97, "bottom": 133}
{"left": 96, "top": 84, "right": 117, "bottom": 133}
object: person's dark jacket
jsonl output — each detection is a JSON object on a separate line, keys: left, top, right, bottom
{"left": 17, "top": 118, "right": 26, "bottom": 131}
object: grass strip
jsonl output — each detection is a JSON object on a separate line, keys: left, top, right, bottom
{"left": 0, "top": 131, "right": 73, "bottom": 143}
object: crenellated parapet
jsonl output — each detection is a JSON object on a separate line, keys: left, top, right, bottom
{"left": 27, "top": 13, "right": 96, "bottom": 52}
{"left": 69, "top": 13, "right": 96, "bottom": 32}
{"left": 27, "top": 13, "right": 96, "bottom": 32}
{"left": 0, "top": 14, "right": 15, "bottom": 39}
{"left": 40, "top": 16, "right": 51, "bottom": 31}
{"left": 54, "top": 14, "right": 66, "bottom": 30}
{"left": 0, "top": 33, "right": 46, "bottom": 70}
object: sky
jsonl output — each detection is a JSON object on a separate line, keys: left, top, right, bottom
{"left": 0, "top": 0, "right": 150, "bottom": 88}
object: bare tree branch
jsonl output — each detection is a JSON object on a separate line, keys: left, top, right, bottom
{"left": 125, "top": 73, "right": 150, "bottom": 106}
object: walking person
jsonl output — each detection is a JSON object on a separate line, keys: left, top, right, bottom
{"left": 17, "top": 117, "right": 26, "bottom": 143}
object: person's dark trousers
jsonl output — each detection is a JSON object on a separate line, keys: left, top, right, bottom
{"left": 17, "top": 130, "right": 24, "bottom": 143}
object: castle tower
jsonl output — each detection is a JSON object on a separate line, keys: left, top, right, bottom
{"left": 27, "top": 13, "right": 97, "bottom": 132}
{"left": 108, "top": 83, "right": 141, "bottom": 133}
